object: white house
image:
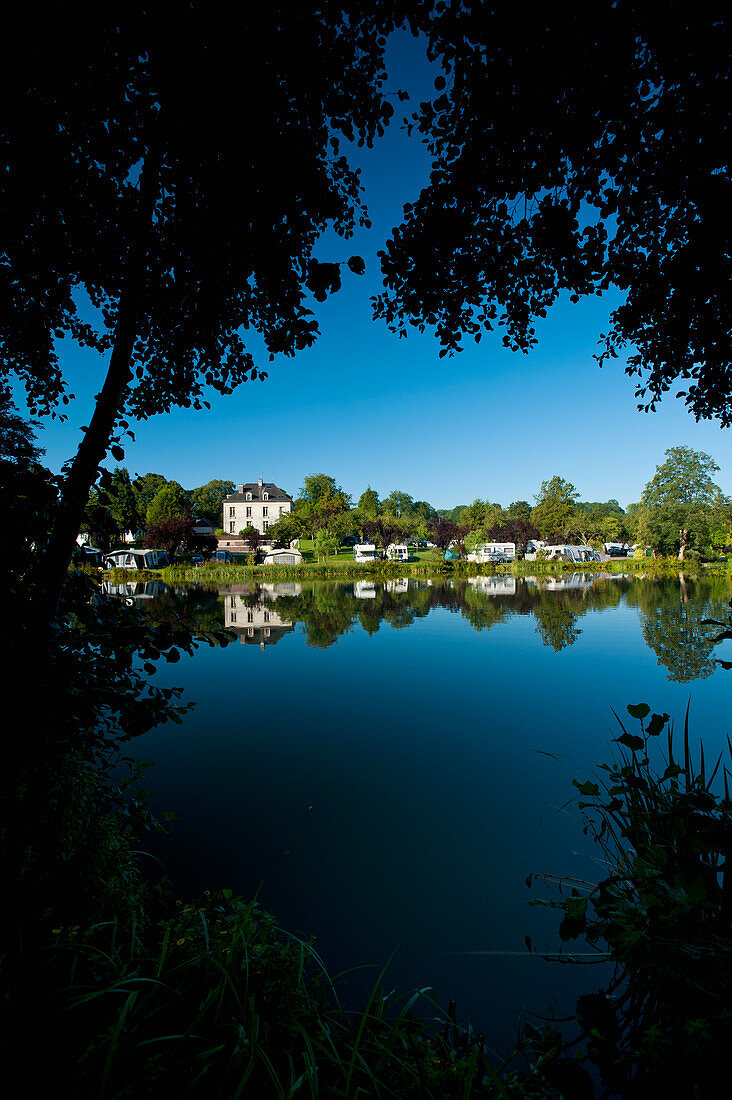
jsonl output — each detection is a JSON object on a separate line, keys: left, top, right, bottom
{"left": 222, "top": 478, "right": 292, "bottom": 537}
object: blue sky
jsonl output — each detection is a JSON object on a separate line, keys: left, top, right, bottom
{"left": 16, "top": 31, "right": 730, "bottom": 510}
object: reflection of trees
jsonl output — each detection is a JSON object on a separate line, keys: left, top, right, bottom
{"left": 533, "top": 596, "right": 582, "bottom": 652}
{"left": 625, "top": 576, "right": 731, "bottom": 682}
{"left": 147, "top": 585, "right": 225, "bottom": 634}
{"left": 136, "top": 576, "right": 731, "bottom": 682}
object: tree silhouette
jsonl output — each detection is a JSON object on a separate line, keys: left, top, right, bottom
{"left": 374, "top": 5, "right": 730, "bottom": 424}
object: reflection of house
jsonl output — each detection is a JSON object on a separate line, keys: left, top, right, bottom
{"left": 223, "top": 591, "right": 295, "bottom": 646}
{"left": 467, "top": 575, "right": 517, "bottom": 595}
{"left": 222, "top": 478, "right": 292, "bottom": 536}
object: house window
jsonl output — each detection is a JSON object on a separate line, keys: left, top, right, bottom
{"left": 229, "top": 522, "right": 235, "bottom": 533}
{"left": 246, "top": 492, "right": 252, "bottom": 501}
{"left": 230, "top": 611, "right": 237, "bottom": 623}
{"left": 229, "top": 507, "right": 235, "bottom": 517}
{"left": 246, "top": 506, "right": 252, "bottom": 517}
{"left": 247, "top": 611, "right": 253, "bottom": 623}
{"left": 279, "top": 507, "right": 285, "bottom": 515}
{"left": 262, "top": 507, "right": 268, "bottom": 517}
{"left": 263, "top": 492, "right": 268, "bottom": 500}
{"left": 263, "top": 520, "right": 269, "bottom": 531}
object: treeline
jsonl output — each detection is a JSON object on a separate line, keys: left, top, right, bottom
{"left": 82, "top": 444, "right": 732, "bottom": 565}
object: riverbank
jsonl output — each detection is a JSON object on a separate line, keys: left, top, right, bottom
{"left": 100, "top": 554, "right": 732, "bottom": 585}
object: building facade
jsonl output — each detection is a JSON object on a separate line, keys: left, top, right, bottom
{"left": 222, "top": 478, "right": 293, "bottom": 536}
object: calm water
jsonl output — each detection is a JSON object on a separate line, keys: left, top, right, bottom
{"left": 124, "top": 572, "right": 732, "bottom": 1052}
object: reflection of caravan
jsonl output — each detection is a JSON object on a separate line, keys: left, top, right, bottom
{"left": 386, "top": 543, "right": 410, "bottom": 562}
{"left": 467, "top": 575, "right": 517, "bottom": 595}
{"left": 102, "top": 580, "right": 168, "bottom": 603}
{"left": 353, "top": 544, "right": 380, "bottom": 563}
{"left": 354, "top": 580, "right": 377, "bottom": 598}
{"left": 467, "top": 542, "right": 516, "bottom": 563}
{"left": 385, "top": 577, "right": 409, "bottom": 594}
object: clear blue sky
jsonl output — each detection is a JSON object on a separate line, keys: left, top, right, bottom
{"left": 16, "top": 31, "right": 731, "bottom": 510}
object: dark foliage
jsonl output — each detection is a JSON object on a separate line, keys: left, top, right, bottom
{"left": 374, "top": 3, "right": 731, "bottom": 424}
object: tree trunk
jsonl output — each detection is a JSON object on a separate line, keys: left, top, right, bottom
{"left": 679, "top": 527, "right": 689, "bottom": 561}
{"left": 41, "top": 149, "right": 159, "bottom": 620}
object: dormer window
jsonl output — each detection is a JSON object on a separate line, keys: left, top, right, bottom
{"left": 246, "top": 492, "right": 252, "bottom": 501}
{"left": 263, "top": 492, "right": 268, "bottom": 500}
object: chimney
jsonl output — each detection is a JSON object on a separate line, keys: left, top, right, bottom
{"left": 258, "top": 477, "right": 263, "bottom": 487}
{"left": 237, "top": 484, "right": 244, "bottom": 493}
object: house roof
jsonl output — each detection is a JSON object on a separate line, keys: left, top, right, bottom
{"left": 224, "top": 482, "right": 292, "bottom": 503}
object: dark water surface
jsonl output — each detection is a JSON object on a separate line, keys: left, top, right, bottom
{"left": 129, "top": 572, "right": 731, "bottom": 1053}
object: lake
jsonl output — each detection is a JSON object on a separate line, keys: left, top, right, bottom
{"left": 124, "top": 571, "right": 732, "bottom": 1055}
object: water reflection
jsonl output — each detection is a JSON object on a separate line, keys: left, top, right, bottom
{"left": 105, "top": 573, "right": 732, "bottom": 682}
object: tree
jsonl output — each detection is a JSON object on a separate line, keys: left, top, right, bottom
{"left": 507, "top": 501, "right": 532, "bottom": 524}
{"left": 488, "top": 517, "right": 539, "bottom": 557}
{"left": 427, "top": 517, "right": 467, "bottom": 554}
{"left": 298, "top": 474, "right": 350, "bottom": 510}
{"left": 190, "top": 480, "right": 235, "bottom": 524}
{"left": 373, "top": 5, "right": 730, "bottom": 425}
{"left": 145, "top": 514, "right": 194, "bottom": 560}
{"left": 641, "top": 446, "right": 728, "bottom": 560}
{"left": 265, "top": 511, "right": 305, "bottom": 549}
{"left": 461, "top": 498, "right": 486, "bottom": 529}
{"left": 357, "top": 487, "right": 380, "bottom": 519}
{"left": 106, "top": 467, "right": 141, "bottom": 537}
{"left": 146, "top": 482, "right": 191, "bottom": 526}
{"left": 362, "top": 517, "right": 404, "bottom": 554}
{"left": 133, "top": 473, "right": 170, "bottom": 517}
{"left": 239, "top": 525, "right": 261, "bottom": 553}
{"left": 381, "top": 489, "right": 414, "bottom": 517}
{"left": 1, "top": 3, "right": 400, "bottom": 617}
{"left": 531, "top": 477, "right": 580, "bottom": 542}
{"left": 313, "top": 528, "right": 338, "bottom": 563}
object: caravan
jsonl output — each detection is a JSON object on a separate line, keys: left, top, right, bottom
{"left": 353, "top": 543, "right": 380, "bottom": 563}
{"left": 467, "top": 542, "right": 516, "bottom": 563}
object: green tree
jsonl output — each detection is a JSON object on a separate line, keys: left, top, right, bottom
{"left": 641, "top": 447, "right": 728, "bottom": 560}
{"left": 381, "top": 489, "right": 414, "bottom": 517}
{"left": 133, "top": 473, "right": 170, "bottom": 517}
{"left": 190, "top": 480, "right": 235, "bottom": 524}
{"left": 146, "top": 482, "right": 191, "bottom": 526}
{"left": 238, "top": 525, "right": 261, "bottom": 553}
{"left": 313, "top": 528, "right": 338, "bottom": 563}
{"left": 298, "top": 474, "right": 350, "bottom": 510}
{"left": 265, "top": 511, "right": 305, "bottom": 548}
{"left": 357, "top": 486, "right": 379, "bottom": 518}
{"left": 532, "top": 477, "right": 580, "bottom": 542}
{"left": 461, "top": 498, "right": 486, "bottom": 529}
{"left": 507, "top": 500, "right": 532, "bottom": 523}
{"left": 107, "top": 467, "right": 141, "bottom": 537}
